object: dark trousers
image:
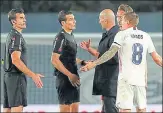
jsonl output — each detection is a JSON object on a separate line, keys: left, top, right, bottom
{"left": 101, "top": 96, "right": 118, "bottom": 113}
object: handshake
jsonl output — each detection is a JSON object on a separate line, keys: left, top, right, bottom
{"left": 68, "top": 60, "right": 96, "bottom": 87}
{"left": 80, "top": 60, "right": 96, "bottom": 72}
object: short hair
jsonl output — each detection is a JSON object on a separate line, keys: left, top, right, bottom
{"left": 123, "top": 12, "right": 139, "bottom": 26}
{"left": 58, "top": 10, "right": 73, "bottom": 25}
{"left": 118, "top": 4, "right": 133, "bottom": 13}
{"left": 8, "top": 8, "right": 24, "bottom": 25}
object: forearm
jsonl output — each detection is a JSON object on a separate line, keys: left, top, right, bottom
{"left": 154, "top": 55, "right": 162, "bottom": 67}
{"left": 13, "top": 59, "right": 35, "bottom": 77}
{"left": 151, "top": 52, "right": 163, "bottom": 67}
{"left": 94, "top": 45, "right": 119, "bottom": 66}
{"left": 88, "top": 47, "right": 99, "bottom": 58}
{"left": 52, "top": 59, "right": 72, "bottom": 77}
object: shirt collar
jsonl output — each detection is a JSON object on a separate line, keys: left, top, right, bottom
{"left": 11, "top": 28, "right": 22, "bottom": 35}
{"left": 61, "top": 29, "right": 73, "bottom": 35}
{"left": 105, "top": 25, "right": 119, "bottom": 34}
{"left": 125, "top": 26, "right": 138, "bottom": 31}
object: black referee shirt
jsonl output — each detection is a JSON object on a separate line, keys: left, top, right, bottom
{"left": 3, "top": 28, "right": 27, "bottom": 73}
{"left": 52, "top": 29, "right": 78, "bottom": 77}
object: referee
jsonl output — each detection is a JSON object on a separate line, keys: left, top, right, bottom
{"left": 51, "top": 10, "right": 86, "bottom": 112}
{"left": 3, "top": 8, "right": 43, "bottom": 112}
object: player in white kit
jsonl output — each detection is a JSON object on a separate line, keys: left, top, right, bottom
{"left": 80, "top": 12, "right": 162, "bottom": 112}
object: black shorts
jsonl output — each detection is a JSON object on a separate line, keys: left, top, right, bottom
{"left": 3, "top": 72, "right": 27, "bottom": 108}
{"left": 55, "top": 74, "right": 80, "bottom": 105}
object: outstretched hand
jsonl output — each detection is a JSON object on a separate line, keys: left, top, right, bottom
{"left": 80, "top": 61, "right": 96, "bottom": 72}
{"left": 80, "top": 39, "right": 91, "bottom": 51}
{"left": 32, "top": 73, "right": 44, "bottom": 88}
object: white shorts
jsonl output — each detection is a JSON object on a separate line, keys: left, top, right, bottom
{"left": 116, "top": 79, "right": 147, "bottom": 109}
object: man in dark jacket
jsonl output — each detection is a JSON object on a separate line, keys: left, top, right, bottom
{"left": 80, "top": 4, "right": 134, "bottom": 112}
{"left": 80, "top": 9, "right": 119, "bottom": 112}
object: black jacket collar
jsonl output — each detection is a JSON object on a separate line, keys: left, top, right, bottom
{"left": 100, "top": 25, "right": 119, "bottom": 42}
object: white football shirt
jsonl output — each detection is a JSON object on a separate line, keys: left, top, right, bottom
{"left": 113, "top": 27, "right": 156, "bottom": 86}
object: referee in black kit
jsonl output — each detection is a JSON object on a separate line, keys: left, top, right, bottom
{"left": 51, "top": 10, "right": 86, "bottom": 112}
{"left": 3, "top": 8, "right": 43, "bottom": 112}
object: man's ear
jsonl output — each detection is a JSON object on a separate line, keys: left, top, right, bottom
{"left": 61, "top": 21, "right": 65, "bottom": 26}
{"left": 11, "top": 20, "right": 16, "bottom": 25}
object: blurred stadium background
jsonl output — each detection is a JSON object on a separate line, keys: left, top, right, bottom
{"left": 1, "top": 0, "right": 162, "bottom": 112}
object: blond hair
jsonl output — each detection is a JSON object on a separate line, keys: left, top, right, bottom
{"left": 123, "top": 12, "right": 139, "bottom": 26}
{"left": 118, "top": 4, "right": 133, "bottom": 13}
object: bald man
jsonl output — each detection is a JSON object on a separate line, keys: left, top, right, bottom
{"left": 80, "top": 9, "right": 119, "bottom": 112}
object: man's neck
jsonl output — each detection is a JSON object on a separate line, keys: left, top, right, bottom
{"left": 127, "top": 25, "right": 136, "bottom": 29}
{"left": 62, "top": 27, "right": 72, "bottom": 34}
{"left": 105, "top": 24, "right": 115, "bottom": 31}
{"left": 13, "top": 26, "right": 23, "bottom": 33}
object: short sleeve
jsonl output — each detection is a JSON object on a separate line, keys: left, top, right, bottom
{"left": 53, "top": 34, "right": 65, "bottom": 54}
{"left": 112, "top": 31, "right": 125, "bottom": 48}
{"left": 9, "top": 34, "right": 22, "bottom": 54}
{"left": 147, "top": 35, "right": 156, "bottom": 53}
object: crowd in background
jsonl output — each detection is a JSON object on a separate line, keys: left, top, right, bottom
{"left": 1, "top": 0, "right": 162, "bottom": 13}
